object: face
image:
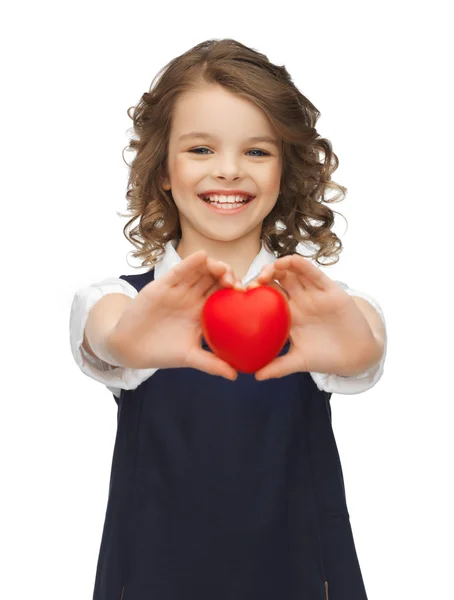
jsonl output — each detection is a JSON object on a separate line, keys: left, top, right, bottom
{"left": 161, "top": 83, "right": 282, "bottom": 247}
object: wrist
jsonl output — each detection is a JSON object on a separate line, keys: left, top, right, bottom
{"left": 335, "top": 334, "right": 384, "bottom": 378}
{"left": 90, "top": 327, "right": 124, "bottom": 368}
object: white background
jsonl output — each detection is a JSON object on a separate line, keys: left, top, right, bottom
{"left": 1, "top": 1, "right": 453, "bottom": 598}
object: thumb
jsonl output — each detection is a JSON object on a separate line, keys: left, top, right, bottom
{"left": 254, "top": 355, "right": 297, "bottom": 381}
{"left": 186, "top": 347, "right": 238, "bottom": 381}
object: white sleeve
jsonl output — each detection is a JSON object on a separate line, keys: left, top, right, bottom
{"left": 310, "top": 282, "right": 387, "bottom": 395}
{"left": 69, "top": 276, "right": 159, "bottom": 398}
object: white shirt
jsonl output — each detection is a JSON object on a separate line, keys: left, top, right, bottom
{"left": 69, "top": 239, "right": 387, "bottom": 397}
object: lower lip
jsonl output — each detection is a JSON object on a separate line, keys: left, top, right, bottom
{"left": 198, "top": 195, "right": 255, "bottom": 214}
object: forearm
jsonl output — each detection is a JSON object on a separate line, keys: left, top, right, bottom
{"left": 335, "top": 296, "right": 386, "bottom": 377}
{"left": 83, "top": 293, "right": 133, "bottom": 366}
{"left": 335, "top": 335, "right": 385, "bottom": 377}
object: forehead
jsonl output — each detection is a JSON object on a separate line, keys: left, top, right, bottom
{"left": 170, "top": 84, "right": 278, "bottom": 140}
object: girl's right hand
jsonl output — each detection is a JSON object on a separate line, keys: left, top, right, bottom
{"left": 106, "top": 250, "right": 242, "bottom": 381}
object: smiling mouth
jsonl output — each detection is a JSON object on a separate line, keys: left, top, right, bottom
{"left": 198, "top": 194, "right": 255, "bottom": 205}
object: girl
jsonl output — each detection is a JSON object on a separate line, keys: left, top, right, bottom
{"left": 70, "top": 39, "right": 386, "bottom": 600}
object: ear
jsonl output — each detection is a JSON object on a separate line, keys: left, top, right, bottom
{"left": 161, "top": 175, "right": 171, "bottom": 191}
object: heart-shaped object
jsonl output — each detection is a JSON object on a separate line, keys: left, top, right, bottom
{"left": 201, "top": 285, "right": 291, "bottom": 374}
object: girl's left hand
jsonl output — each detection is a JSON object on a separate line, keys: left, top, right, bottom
{"left": 246, "top": 254, "right": 383, "bottom": 381}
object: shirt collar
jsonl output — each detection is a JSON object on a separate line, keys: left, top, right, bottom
{"left": 154, "top": 238, "right": 278, "bottom": 285}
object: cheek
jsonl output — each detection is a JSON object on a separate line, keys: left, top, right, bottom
{"left": 260, "top": 163, "right": 281, "bottom": 191}
{"left": 174, "top": 156, "right": 203, "bottom": 182}
{"left": 272, "top": 165, "right": 282, "bottom": 187}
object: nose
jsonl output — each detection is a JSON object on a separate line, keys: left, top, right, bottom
{"left": 212, "top": 153, "right": 244, "bottom": 181}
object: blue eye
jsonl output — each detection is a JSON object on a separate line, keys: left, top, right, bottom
{"left": 189, "top": 147, "right": 210, "bottom": 155}
{"left": 189, "top": 147, "right": 269, "bottom": 157}
{"left": 248, "top": 149, "right": 270, "bottom": 157}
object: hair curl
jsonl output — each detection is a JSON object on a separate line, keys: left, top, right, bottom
{"left": 120, "top": 38, "right": 347, "bottom": 268}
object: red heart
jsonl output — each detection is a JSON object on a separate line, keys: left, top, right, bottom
{"left": 201, "top": 285, "right": 291, "bottom": 374}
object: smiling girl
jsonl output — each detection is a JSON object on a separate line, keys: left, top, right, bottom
{"left": 70, "top": 38, "right": 386, "bottom": 600}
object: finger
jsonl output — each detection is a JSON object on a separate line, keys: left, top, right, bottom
{"left": 179, "top": 258, "right": 234, "bottom": 295}
{"left": 254, "top": 267, "right": 305, "bottom": 297}
{"left": 267, "top": 257, "right": 316, "bottom": 292}
{"left": 253, "top": 263, "right": 277, "bottom": 285}
{"left": 282, "top": 255, "right": 330, "bottom": 291}
{"left": 274, "top": 269, "right": 307, "bottom": 298}
{"left": 186, "top": 347, "right": 238, "bottom": 381}
{"left": 202, "top": 266, "right": 241, "bottom": 299}
{"left": 165, "top": 250, "right": 208, "bottom": 287}
{"left": 192, "top": 273, "right": 222, "bottom": 298}
{"left": 205, "top": 256, "right": 228, "bottom": 271}
{"left": 172, "top": 255, "right": 234, "bottom": 291}
{"left": 255, "top": 351, "right": 302, "bottom": 381}
{"left": 253, "top": 259, "right": 304, "bottom": 291}
{"left": 190, "top": 273, "right": 239, "bottom": 298}
{"left": 184, "top": 257, "right": 221, "bottom": 288}
{"left": 206, "top": 258, "right": 243, "bottom": 289}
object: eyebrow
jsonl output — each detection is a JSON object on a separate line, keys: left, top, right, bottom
{"left": 178, "top": 131, "right": 279, "bottom": 147}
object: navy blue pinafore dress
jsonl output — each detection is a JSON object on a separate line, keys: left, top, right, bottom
{"left": 92, "top": 269, "right": 368, "bottom": 600}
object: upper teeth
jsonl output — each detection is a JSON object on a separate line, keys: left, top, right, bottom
{"left": 201, "top": 194, "right": 251, "bottom": 203}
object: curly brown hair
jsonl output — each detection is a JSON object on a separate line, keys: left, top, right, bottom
{"left": 120, "top": 38, "right": 347, "bottom": 269}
